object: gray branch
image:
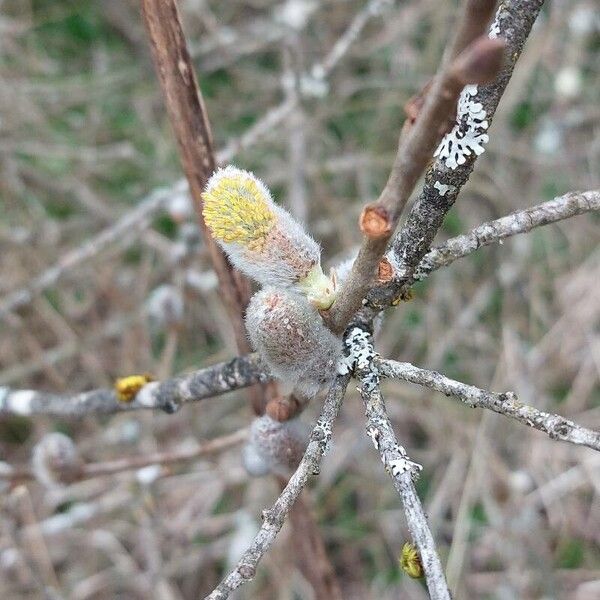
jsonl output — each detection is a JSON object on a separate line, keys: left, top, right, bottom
{"left": 412, "top": 190, "right": 600, "bottom": 282}
{"left": 347, "top": 328, "right": 450, "bottom": 599}
{"left": 0, "top": 354, "right": 268, "bottom": 418}
{"left": 205, "top": 374, "right": 350, "bottom": 600}
{"left": 377, "top": 358, "right": 600, "bottom": 453}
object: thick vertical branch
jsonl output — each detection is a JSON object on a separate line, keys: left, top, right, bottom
{"left": 139, "top": 0, "right": 272, "bottom": 413}
{"left": 139, "top": 0, "right": 251, "bottom": 352}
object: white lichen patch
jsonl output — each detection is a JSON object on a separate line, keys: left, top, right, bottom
{"left": 389, "top": 456, "right": 423, "bottom": 478}
{"left": 489, "top": 12, "right": 501, "bottom": 39}
{"left": 2, "top": 389, "right": 35, "bottom": 416}
{"left": 132, "top": 382, "right": 160, "bottom": 407}
{"left": 313, "top": 418, "right": 333, "bottom": 454}
{"left": 434, "top": 84, "right": 489, "bottom": 170}
{"left": 433, "top": 181, "right": 454, "bottom": 196}
{"left": 366, "top": 425, "right": 381, "bottom": 450}
{"left": 337, "top": 327, "right": 377, "bottom": 374}
{"left": 388, "top": 444, "right": 423, "bottom": 478}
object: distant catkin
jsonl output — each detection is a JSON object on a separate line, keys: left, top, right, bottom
{"left": 242, "top": 415, "right": 310, "bottom": 477}
{"left": 31, "top": 433, "right": 82, "bottom": 487}
{"left": 245, "top": 287, "right": 342, "bottom": 399}
{"left": 203, "top": 166, "right": 336, "bottom": 309}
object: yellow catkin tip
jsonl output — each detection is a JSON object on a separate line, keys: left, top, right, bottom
{"left": 399, "top": 542, "right": 424, "bottom": 579}
{"left": 114, "top": 374, "right": 154, "bottom": 402}
{"left": 202, "top": 168, "right": 275, "bottom": 249}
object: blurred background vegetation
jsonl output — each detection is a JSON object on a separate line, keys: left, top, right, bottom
{"left": 0, "top": 0, "right": 599, "bottom": 598}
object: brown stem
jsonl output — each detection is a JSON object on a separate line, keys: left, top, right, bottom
{"left": 139, "top": 0, "right": 267, "bottom": 412}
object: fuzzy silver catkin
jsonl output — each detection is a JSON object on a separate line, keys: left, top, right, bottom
{"left": 245, "top": 287, "right": 342, "bottom": 399}
{"left": 242, "top": 415, "right": 310, "bottom": 477}
{"left": 31, "top": 432, "right": 82, "bottom": 487}
{"left": 203, "top": 166, "right": 336, "bottom": 308}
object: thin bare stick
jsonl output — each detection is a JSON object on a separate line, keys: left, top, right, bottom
{"left": 312, "top": 0, "right": 393, "bottom": 80}
{"left": 411, "top": 189, "right": 600, "bottom": 281}
{"left": 0, "top": 184, "right": 177, "bottom": 321}
{"left": 344, "top": 328, "right": 450, "bottom": 599}
{"left": 3, "top": 429, "right": 247, "bottom": 485}
{"left": 205, "top": 374, "right": 350, "bottom": 600}
{"left": 324, "top": 5, "right": 506, "bottom": 334}
{"left": 0, "top": 353, "right": 268, "bottom": 418}
{"left": 377, "top": 358, "right": 600, "bottom": 453}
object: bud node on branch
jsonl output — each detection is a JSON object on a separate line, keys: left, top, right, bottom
{"left": 359, "top": 205, "right": 393, "bottom": 239}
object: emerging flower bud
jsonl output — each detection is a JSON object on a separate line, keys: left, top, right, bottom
{"left": 245, "top": 287, "right": 342, "bottom": 399}
{"left": 203, "top": 166, "right": 336, "bottom": 309}
{"left": 242, "top": 415, "right": 310, "bottom": 477}
{"left": 31, "top": 433, "right": 83, "bottom": 487}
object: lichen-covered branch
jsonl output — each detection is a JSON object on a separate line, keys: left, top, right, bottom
{"left": 324, "top": 0, "right": 504, "bottom": 334}
{"left": 412, "top": 190, "right": 600, "bottom": 282}
{"left": 377, "top": 358, "right": 600, "bottom": 453}
{"left": 205, "top": 374, "right": 350, "bottom": 600}
{"left": 344, "top": 328, "right": 450, "bottom": 600}
{"left": 0, "top": 354, "right": 268, "bottom": 418}
{"left": 372, "top": 0, "right": 546, "bottom": 311}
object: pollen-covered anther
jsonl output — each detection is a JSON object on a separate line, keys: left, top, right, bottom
{"left": 115, "top": 374, "right": 155, "bottom": 402}
{"left": 359, "top": 204, "right": 392, "bottom": 239}
{"left": 202, "top": 166, "right": 331, "bottom": 300}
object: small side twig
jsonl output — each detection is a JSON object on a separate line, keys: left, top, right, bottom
{"left": 377, "top": 358, "right": 600, "bottom": 453}
{"left": 205, "top": 374, "right": 350, "bottom": 600}
{"left": 344, "top": 328, "right": 450, "bottom": 600}
{"left": 0, "top": 354, "right": 269, "bottom": 418}
{"left": 411, "top": 190, "right": 600, "bottom": 282}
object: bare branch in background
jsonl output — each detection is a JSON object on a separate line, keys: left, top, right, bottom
{"left": 0, "top": 185, "right": 176, "bottom": 321}
{"left": 377, "top": 358, "right": 600, "bottom": 453}
{"left": 2, "top": 429, "right": 247, "bottom": 486}
{"left": 0, "top": 354, "right": 268, "bottom": 417}
{"left": 205, "top": 374, "right": 350, "bottom": 600}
